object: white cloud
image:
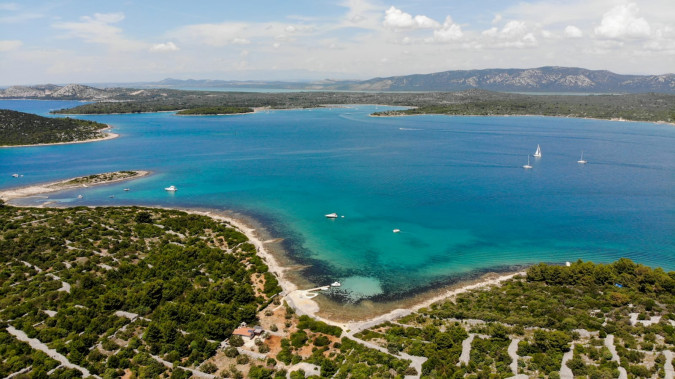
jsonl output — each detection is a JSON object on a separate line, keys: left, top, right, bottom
{"left": 594, "top": 3, "right": 651, "bottom": 39}
{"left": 433, "top": 16, "right": 463, "bottom": 42}
{"left": 171, "top": 22, "right": 251, "bottom": 47}
{"left": 501, "top": 20, "right": 527, "bottom": 38}
{"left": 53, "top": 12, "right": 145, "bottom": 51}
{"left": 149, "top": 42, "right": 179, "bottom": 53}
{"left": 232, "top": 38, "right": 251, "bottom": 45}
{"left": 0, "top": 39, "right": 22, "bottom": 51}
{"left": 383, "top": 6, "right": 439, "bottom": 30}
{"left": 482, "top": 20, "right": 537, "bottom": 48}
{"left": 564, "top": 25, "right": 583, "bottom": 38}
{"left": 91, "top": 12, "right": 125, "bottom": 24}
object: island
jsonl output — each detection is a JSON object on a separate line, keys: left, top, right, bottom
{"left": 0, "top": 172, "right": 673, "bottom": 378}
{"left": 0, "top": 109, "right": 116, "bottom": 147}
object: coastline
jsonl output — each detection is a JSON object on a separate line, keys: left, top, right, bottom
{"left": 370, "top": 111, "right": 675, "bottom": 126}
{"left": 1, "top": 173, "right": 527, "bottom": 329}
{"left": 0, "top": 170, "right": 150, "bottom": 202}
{"left": 0, "top": 127, "right": 119, "bottom": 148}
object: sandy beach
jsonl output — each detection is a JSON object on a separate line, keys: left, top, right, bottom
{"left": 2, "top": 173, "right": 524, "bottom": 328}
{"left": 1, "top": 127, "right": 119, "bottom": 148}
{"left": 0, "top": 170, "right": 150, "bottom": 202}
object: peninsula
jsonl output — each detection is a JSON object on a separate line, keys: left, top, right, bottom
{"left": 0, "top": 109, "right": 116, "bottom": 147}
{"left": 0, "top": 171, "right": 149, "bottom": 202}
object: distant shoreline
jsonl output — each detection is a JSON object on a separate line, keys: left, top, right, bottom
{"left": 371, "top": 111, "right": 675, "bottom": 126}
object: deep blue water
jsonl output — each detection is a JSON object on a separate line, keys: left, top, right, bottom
{"left": 1, "top": 100, "right": 674, "bottom": 301}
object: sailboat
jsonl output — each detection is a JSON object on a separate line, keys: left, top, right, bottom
{"left": 523, "top": 155, "right": 533, "bottom": 169}
{"left": 533, "top": 144, "right": 542, "bottom": 158}
{"left": 577, "top": 152, "right": 587, "bottom": 164}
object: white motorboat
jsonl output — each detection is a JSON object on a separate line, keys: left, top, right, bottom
{"left": 325, "top": 213, "right": 338, "bottom": 218}
{"left": 331, "top": 281, "right": 341, "bottom": 287}
{"left": 393, "top": 229, "right": 401, "bottom": 233}
{"left": 165, "top": 185, "right": 177, "bottom": 191}
{"left": 533, "top": 144, "right": 542, "bottom": 158}
{"left": 124, "top": 188, "right": 130, "bottom": 191}
{"left": 12, "top": 173, "right": 19, "bottom": 178}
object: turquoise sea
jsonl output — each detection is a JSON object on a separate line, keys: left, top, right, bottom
{"left": 1, "top": 100, "right": 674, "bottom": 302}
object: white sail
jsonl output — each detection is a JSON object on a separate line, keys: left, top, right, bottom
{"left": 533, "top": 144, "right": 542, "bottom": 158}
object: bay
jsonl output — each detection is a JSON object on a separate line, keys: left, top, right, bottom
{"left": 1, "top": 99, "right": 673, "bottom": 301}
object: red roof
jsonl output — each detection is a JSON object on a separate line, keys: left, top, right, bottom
{"left": 232, "top": 327, "right": 255, "bottom": 337}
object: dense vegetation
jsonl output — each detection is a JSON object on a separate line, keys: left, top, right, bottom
{"left": 356, "top": 259, "right": 675, "bottom": 378}
{"left": 51, "top": 89, "right": 675, "bottom": 123}
{"left": 0, "top": 109, "right": 108, "bottom": 146}
{"left": 176, "top": 106, "right": 254, "bottom": 115}
{"left": 0, "top": 206, "right": 280, "bottom": 377}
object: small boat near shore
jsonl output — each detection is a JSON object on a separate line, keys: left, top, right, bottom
{"left": 325, "top": 213, "right": 338, "bottom": 218}
{"left": 124, "top": 188, "right": 130, "bottom": 191}
{"left": 165, "top": 185, "right": 177, "bottom": 191}
{"left": 331, "top": 281, "right": 341, "bottom": 287}
{"left": 393, "top": 229, "right": 401, "bottom": 233}
{"left": 12, "top": 173, "right": 19, "bottom": 178}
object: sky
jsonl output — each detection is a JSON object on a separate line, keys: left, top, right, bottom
{"left": 1, "top": 0, "right": 674, "bottom": 85}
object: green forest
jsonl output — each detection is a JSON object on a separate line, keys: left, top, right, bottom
{"left": 354, "top": 259, "right": 675, "bottom": 378}
{"left": 0, "top": 109, "right": 108, "bottom": 146}
{"left": 0, "top": 205, "right": 279, "bottom": 377}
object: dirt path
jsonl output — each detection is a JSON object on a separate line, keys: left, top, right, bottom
{"left": 343, "top": 331, "right": 426, "bottom": 378}
{"left": 458, "top": 334, "right": 475, "bottom": 366}
{"left": 605, "top": 335, "right": 627, "bottom": 379}
{"left": 508, "top": 338, "right": 520, "bottom": 375}
{"left": 664, "top": 350, "right": 674, "bottom": 379}
{"left": 7, "top": 326, "right": 99, "bottom": 378}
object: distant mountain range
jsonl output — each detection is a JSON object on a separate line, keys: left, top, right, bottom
{"left": 1, "top": 67, "right": 674, "bottom": 98}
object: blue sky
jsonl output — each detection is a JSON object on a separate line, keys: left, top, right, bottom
{"left": 1, "top": 0, "right": 673, "bottom": 85}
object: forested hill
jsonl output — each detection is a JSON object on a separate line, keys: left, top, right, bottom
{"left": 0, "top": 109, "right": 108, "bottom": 146}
